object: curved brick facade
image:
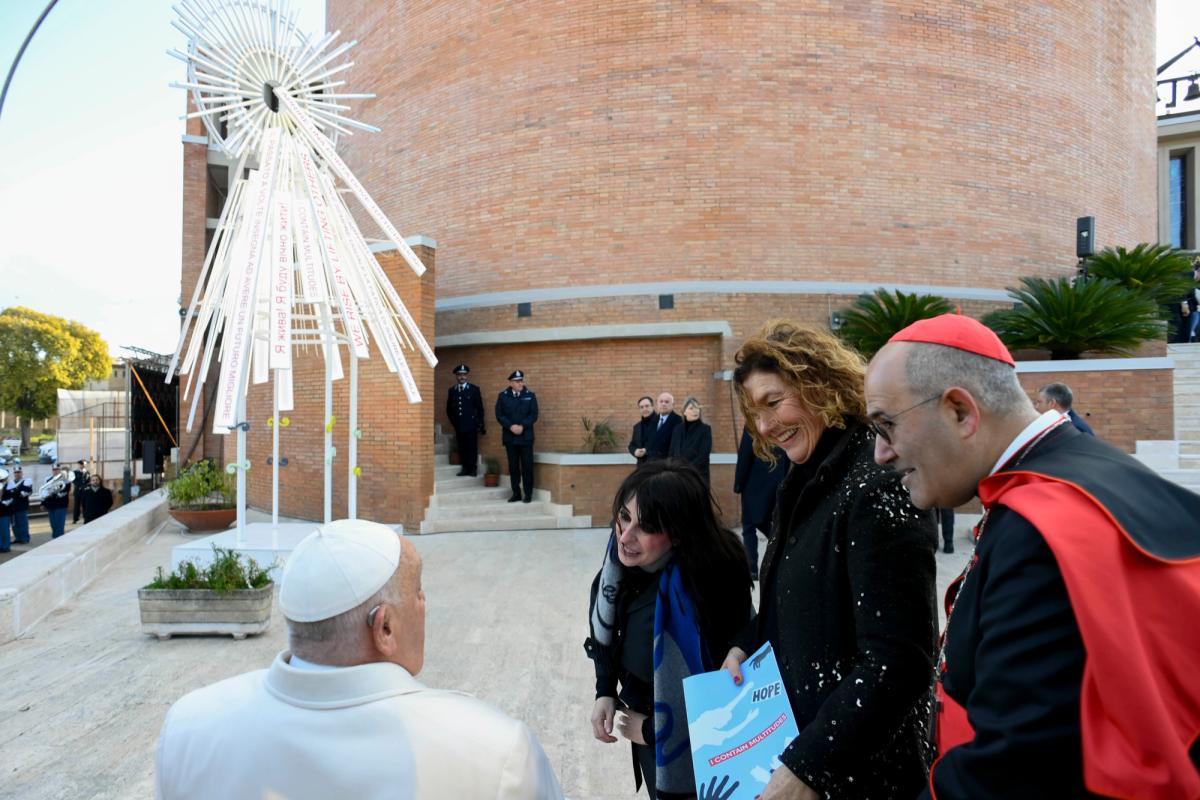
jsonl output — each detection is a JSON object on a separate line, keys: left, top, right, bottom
{"left": 312, "top": 1, "right": 1160, "bottom": 521}
{"left": 332, "top": 0, "right": 1157, "bottom": 293}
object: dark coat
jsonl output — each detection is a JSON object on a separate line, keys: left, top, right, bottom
{"left": 627, "top": 416, "right": 656, "bottom": 464}
{"left": 923, "top": 424, "right": 1200, "bottom": 798}
{"left": 41, "top": 477, "right": 70, "bottom": 511}
{"left": 668, "top": 420, "right": 712, "bottom": 483}
{"left": 732, "top": 428, "right": 788, "bottom": 530}
{"left": 736, "top": 421, "right": 938, "bottom": 799}
{"left": 495, "top": 387, "right": 538, "bottom": 445}
{"left": 9, "top": 478, "right": 32, "bottom": 513}
{"left": 446, "top": 382, "right": 486, "bottom": 434}
{"left": 81, "top": 484, "right": 113, "bottom": 522}
{"left": 1066, "top": 408, "right": 1094, "bottom": 436}
{"left": 645, "top": 412, "right": 681, "bottom": 460}
{"left": 0, "top": 481, "right": 14, "bottom": 517}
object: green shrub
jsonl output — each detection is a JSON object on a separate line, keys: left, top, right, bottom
{"left": 165, "top": 459, "right": 235, "bottom": 509}
{"left": 581, "top": 417, "right": 619, "bottom": 453}
{"left": 144, "top": 546, "right": 272, "bottom": 593}
{"left": 483, "top": 456, "right": 501, "bottom": 475}
{"left": 983, "top": 276, "right": 1164, "bottom": 360}
{"left": 837, "top": 289, "right": 954, "bottom": 357}
{"left": 1086, "top": 243, "right": 1195, "bottom": 308}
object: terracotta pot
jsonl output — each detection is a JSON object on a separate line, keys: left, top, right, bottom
{"left": 483, "top": 473, "right": 500, "bottom": 487}
{"left": 448, "top": 451, "right": 461, "bottom": 465}
{"left": 168, "top": 507, "right": 237, "bottom": 532}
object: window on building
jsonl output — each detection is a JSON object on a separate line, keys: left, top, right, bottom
{"left": 1169, "top": 152, "right": 1189, "bottom": 249}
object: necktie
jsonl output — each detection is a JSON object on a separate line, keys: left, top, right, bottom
{"left": 658, "top": 416, "right": 665, "bottom": 430}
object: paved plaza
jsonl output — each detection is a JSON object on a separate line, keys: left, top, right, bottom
{"left": 0, "top": 515, "right": 968, "bottom": 799}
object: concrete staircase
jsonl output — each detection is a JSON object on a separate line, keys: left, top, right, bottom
{"left": 1133, "top": 343, "right": 1200, "bottom": 493}
{"left": 419, "top": 427, "right": 592, "bottom": 534}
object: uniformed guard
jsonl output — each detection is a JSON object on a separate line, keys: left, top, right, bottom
{"left": 495, "top": 369, "right": 539, "bottom": 502}
{"left": 445, "top": 364, "right": 486, "bottom": 477}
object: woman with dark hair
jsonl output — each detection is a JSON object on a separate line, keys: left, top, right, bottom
{"left": 586, "top": 460, "right": 753, "bottom": 799}
{"left": 667, "top": 396, "right": 712, "bottom": 483}
{"left": 722, "top": 319, "right": 938, "bottom": 800}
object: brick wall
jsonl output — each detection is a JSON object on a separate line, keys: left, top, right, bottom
{"left": 538, "top": 461, "right": 739, "bottom": 530}
{"left": 329, "top": 0, "right": 1156, "bottom": 298}
{"left": 1016, "top": 366, "right": 1173, "bottom": 453}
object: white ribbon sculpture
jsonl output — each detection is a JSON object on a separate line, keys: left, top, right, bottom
{"left": 166, "top": 0, "right": 435, "bottom": 532}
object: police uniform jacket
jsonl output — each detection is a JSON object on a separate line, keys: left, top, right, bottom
{"left": 446, "top": 382, "right": 486, "bottom": 434}
{"left": 495, "top": 388, "right": 538, "bottom": 445}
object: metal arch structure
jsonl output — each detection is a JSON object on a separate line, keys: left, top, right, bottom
{"left": 166, "top": 0, "right": 436, "bottom": 535}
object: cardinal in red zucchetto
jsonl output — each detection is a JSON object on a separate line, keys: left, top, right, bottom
{"left": 864, "top": 313, "right": 1200, "bottom": 799}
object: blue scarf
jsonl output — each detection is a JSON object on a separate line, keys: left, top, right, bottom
{"left": 653, "top": 556, "right": 707, "bottom": 793}
{"left": 590, "top": 536, "right": 706, "bottom": 794}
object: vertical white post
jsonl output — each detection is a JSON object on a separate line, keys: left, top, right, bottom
{"left": 324, "top": 338, "right": 333, "bottom": 524}
{"left": 348, "top": 352, "right": 358, "bottom": 519}
{"left": 272, "top": 377, "right": 280, "bottom": 526}
{"left": 236, "top": 392, "right": 247, "bottom": 547}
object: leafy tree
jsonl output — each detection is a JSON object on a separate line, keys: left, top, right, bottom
{"left": 983, "top": 277, "right": 1163, "bottom": 360}
{"left": 0, "top": 307, "right": 111, "bottom": 449}
{"left": 836, "top": 289, "right": 954, "bottom": 357}
{"left": 1085, "top": 243, "right": 1195, "bottom": 308}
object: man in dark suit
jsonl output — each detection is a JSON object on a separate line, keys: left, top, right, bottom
{"left": 627, "top": 395, "right": 655, "bottom": 464}
{"left": 1034, "top": 382, "right": 1095, "bottom": 436}
{"left": 732, "top": 427, "right": 788, "bottom": 579}
{"left": 72, "top": 460, "right": 89, "bottom": 525}
{"left": 495, "top": 370, "right": 539, "bottom": 503}
{"left": 446, "top": 364, "right": 486, "bottom": 476}
{"left": 645, "top": 392, "right": 682, "bottom": 461}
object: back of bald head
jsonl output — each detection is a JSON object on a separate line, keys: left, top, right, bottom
{"left": 898, "top": 341, "right": 1033, "bottom": 417}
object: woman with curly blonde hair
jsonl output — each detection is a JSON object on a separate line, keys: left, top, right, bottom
{"left": 722, "top": 319, "right": 938, "bottom": 800}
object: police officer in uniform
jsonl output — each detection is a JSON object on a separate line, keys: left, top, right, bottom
{"left": 495, "top": 370, "right": 539, "bottom": 503}
{"left": 445, "top": 364, "right": 486, "bottom": 477}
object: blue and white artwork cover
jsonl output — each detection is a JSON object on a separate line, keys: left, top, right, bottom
{"left": 682, "top": 642, "right": 799, "bottom": 799}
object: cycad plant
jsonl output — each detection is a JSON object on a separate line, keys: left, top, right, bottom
{"left": 837, "top": 289, "right": 954, "bottom": 357}
{"left": 983, "top": 276, "right": 1164, "bottom": 360}
{"left": 1085, "top": 243, "right": 1195, "bottom": 308}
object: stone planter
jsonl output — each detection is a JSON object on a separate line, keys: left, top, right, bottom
{"left": 168, "top": 506, "right": 237, "bottom": 532}
{"left": 138, "top": 584, "right": 274, "bottom": 640}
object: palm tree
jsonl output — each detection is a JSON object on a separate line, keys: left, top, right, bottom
{"left": 837, "top": 289, "right": 954, "bottom": 357}
{"left": 983, "top": 276, "right": 1164, "bottom": 360}
{"left": 1085, "top": 243, "right": 1195, "bottom": 308}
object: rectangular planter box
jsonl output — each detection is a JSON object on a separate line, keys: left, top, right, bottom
{"left": 138, "top": 584, "right": 274, "bottom": 640}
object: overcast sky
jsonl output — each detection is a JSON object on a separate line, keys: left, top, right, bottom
{"left": 0, "top": 1, "right": 1198, "bottom": 357}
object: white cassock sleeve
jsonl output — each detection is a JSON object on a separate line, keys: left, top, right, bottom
{"left": 497, "top": 721, "right": 565, "bottom": 800}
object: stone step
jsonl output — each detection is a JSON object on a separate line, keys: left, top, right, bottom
{"left": 418, "top": 514, "right": 592, "bottom": 535}
{"left": 430, "top": 484, "right": 551, "bottom": 501}
{"left": 1157, "top": 470, "right": 1200, "bottom": 491}
{"left": 435, "top": 461, "right": 482, "bottom": 480}
{"left": 423, "top": 500, "right": 574, "bottom": 521}
{"left": 434, "top": 475, "right": 487, "bottom": 491}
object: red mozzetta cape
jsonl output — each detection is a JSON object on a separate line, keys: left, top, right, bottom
{"left": 945, "top": 470, "right": 1200, "bottom": 800}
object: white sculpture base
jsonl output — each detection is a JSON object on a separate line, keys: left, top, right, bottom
{"left": 171, "top": 522, "right": 321, "bottom": 580}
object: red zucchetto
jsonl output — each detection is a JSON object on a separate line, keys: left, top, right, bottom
{"left": 888, "top": 313, "right": 1015, "bottom": 366}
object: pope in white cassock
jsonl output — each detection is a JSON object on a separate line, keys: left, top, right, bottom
{"left": 155, "top": 519, "right": 563, "bottom": 799}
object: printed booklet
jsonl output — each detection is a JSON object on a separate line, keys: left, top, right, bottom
{"left": 682, "top": 642, "right": 799, "bottom": 799}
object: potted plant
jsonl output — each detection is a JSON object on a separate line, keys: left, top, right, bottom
{"left": 581, "top": 417, "right": 619, "bottom": 453}
{"left": 165, "top": 459, "right": 237, "bottom": 532}
{"left": 138, "top": 546, "right": 274, "bottom": 640}
{"left": 448, "top": 437, "right": 461, "bottom": 466}
{"left": 483, "top": 456, "right": 501, "bottom": 487}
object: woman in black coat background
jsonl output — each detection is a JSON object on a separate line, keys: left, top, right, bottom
{"left": 723, "top": 320, "right": 938, "bottom": 800}
{"left": 667, "top": 397, "right": 712, "bottom": 483}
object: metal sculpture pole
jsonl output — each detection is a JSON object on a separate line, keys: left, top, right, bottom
{"left": 167, "top": 0, "right": 436, "bottom": 532}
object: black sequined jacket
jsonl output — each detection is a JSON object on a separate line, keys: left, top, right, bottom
{"left": 735, "top": 420, "right": 938, "bottom": 799}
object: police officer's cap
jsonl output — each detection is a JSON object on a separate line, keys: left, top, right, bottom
{"left": 453, "top": 364, "right": 470, "bottom": 374}
{"left": 508, "top": 369, "right": 525, "bottom": 381}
